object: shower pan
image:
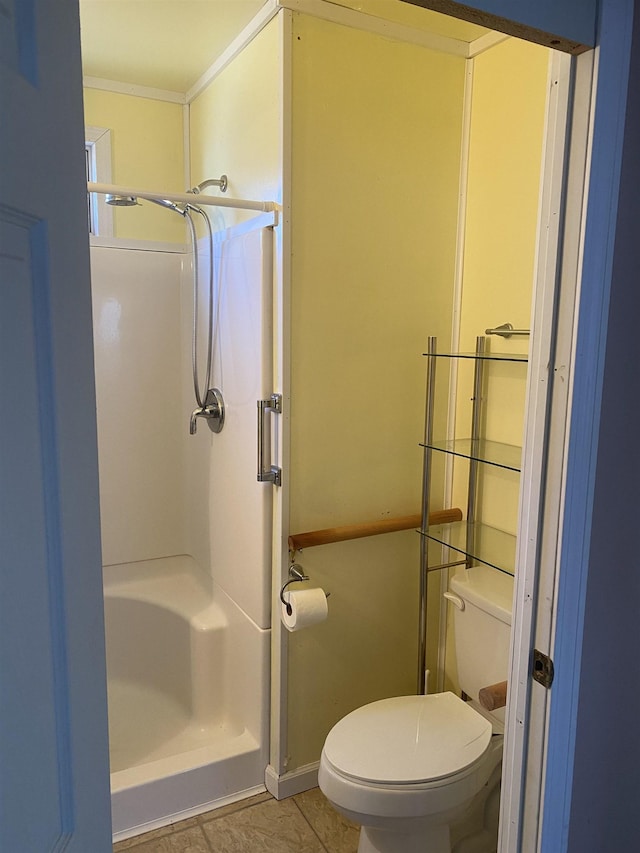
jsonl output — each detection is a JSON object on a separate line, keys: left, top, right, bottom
{"left": 90, "top": 183, "right": 277, "bottom": 840}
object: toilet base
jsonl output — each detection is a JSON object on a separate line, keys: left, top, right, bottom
{"left": 358, "top": 823, "right": 450, "bottom": 853}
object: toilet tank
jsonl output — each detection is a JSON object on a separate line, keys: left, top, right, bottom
{"left": 448, "top": 566, "right": 513, "bottom": 720}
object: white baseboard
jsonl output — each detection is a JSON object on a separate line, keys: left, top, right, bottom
{"left": 265, "top": 762, "right": 319, "bottom": 799}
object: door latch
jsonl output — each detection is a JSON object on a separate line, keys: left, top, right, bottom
{"left": 532, "top": 649, "right": 554, "bottom": 689}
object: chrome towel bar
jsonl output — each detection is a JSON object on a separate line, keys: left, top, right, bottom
{"left": 484, "top": 322, "right": 530, "bottom": 338}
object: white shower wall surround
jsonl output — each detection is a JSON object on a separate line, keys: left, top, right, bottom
{"left": 92, "top": 246, "right": 186, "bottom": 566}
{"left": 89, "top": 220, "right": 274, "bottom": 839}
{"left": 183, "top": 222, "right": 275, "bottom": 628}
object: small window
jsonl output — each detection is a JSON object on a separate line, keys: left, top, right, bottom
{"left": 86, "top": 126, "right": 114, "bottom": 237}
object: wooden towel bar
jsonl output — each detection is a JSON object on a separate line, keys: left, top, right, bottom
{"left": 288, "top": 507, "right": 463, "bottom": 552}
{"left": 478, "top": 680, "right": 508, "bottom": 712}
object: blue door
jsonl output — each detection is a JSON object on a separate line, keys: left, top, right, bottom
{"left": 0, "top": 0, "right": 112, "bottom": 849}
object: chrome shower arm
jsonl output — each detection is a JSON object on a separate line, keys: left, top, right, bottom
{"left": 189, "top": 175, "right": 228, "bottom": 194}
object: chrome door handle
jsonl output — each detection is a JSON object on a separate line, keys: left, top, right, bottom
{"left": 257, "top": 393, "right": 282, "bottom": 486}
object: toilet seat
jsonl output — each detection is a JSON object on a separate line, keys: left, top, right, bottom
{"left": 323, "top": 692, "right": 492, "bottom": 785}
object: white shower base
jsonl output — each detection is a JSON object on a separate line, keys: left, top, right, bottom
{"left": 103, "top": 556, "right": 269, "bottom": 841}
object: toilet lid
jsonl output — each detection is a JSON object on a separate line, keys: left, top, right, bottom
{"left": 323, "top": 693, "right": 492, "bottom": 785}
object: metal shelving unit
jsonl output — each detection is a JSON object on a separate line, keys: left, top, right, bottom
{"left": 416, "top": 335, "right": 528, "bottom": 693}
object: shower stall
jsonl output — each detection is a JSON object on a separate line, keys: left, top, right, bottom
{"left": 89, "top": 189, "right": 276, "bottom": 839}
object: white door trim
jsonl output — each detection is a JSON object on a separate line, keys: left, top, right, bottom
{"left": 519, "top": 47, "right": 597, "bottom": 851}
{"left": 85, "top": 125, "right": 114, "bottom": 237}
{"left": 499, "top": 49, "right": 574, "bottom": 851}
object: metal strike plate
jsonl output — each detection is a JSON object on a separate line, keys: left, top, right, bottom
{"left": 532, "top": 649, "right": 554, "bottom": 689}
{"left": 259, "top": 465, "right": 282, "bottom": 487}
{"left": 267, "top": 393, "right": 282, "bottom": 414}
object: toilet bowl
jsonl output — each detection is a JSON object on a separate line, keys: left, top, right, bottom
{"left": 319, "top": 692, "right": 503, "bottom": 853}
{"left": 319, "top": 566, "right": 512, "bottom": 853}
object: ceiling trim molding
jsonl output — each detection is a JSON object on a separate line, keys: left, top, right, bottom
{"left": 276, "top": 0, "right": 470, "bottom": 56}
{"left": 467, "top": 29, "right": 509, "bottom": 57}
{"left": 184, "top": 0, "right": 500, "bottom": 104}
{"left": 186, "top": 0, "right": 280, "bottom": 103}
{"left": 82, "top": 76, "right": 186, "bottom": 104}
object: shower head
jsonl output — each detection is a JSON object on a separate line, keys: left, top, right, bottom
{"left": 105, "top": 194, "right": 138, "bottom": 206}
{"left": 105, "top": 194, "right": 187, "bottom": 216}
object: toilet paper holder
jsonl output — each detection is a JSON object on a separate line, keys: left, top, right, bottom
{"left": 280, "top": 564, "right": 329, "bottom": 615}
{"left": 280, "top": 565, "right": 309, "bottom": 615}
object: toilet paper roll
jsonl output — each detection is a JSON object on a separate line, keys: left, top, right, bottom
{"left": 281, "top": 587, "right": 328, "bottom": 632}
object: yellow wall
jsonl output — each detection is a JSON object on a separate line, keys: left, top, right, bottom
{"left": 189, "top": 18, "right": 281, "bottom": 231}
{"left": 445, "top": 38, "right": 550, "bottom": 692}
{"left": 453, "top": 37, "right": 549, "bottom": 535}
{"left": 461, "top": 39, "right": 549, "bottom": 354}
{"left": 83, "top": 88, "right": 185, "bottom": 243}
{"left": 286, "top": 12, "right": 465, "bottom": 768}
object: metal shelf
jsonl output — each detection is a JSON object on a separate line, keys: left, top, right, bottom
{"left": 417, "top": 333, "right": 524, "bottom": 692}
{"left": 419, "top": 438, "right": 522, "bottom": 472}
{"left": 418, "top": 520, "right": 516, "bottom": 577}
{"left": 422, "top": 351, "right": 528, "bottom": 362}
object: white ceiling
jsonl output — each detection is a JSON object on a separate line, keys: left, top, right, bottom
{"left": 80, "top": 1, "right": 266, "bottom": 93}
{"left": 80, "top": 0, "right": 489, "bottom": 94}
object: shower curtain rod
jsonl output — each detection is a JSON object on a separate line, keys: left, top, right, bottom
{"left": 87, "top": 182, "right": 277, "bottom": 213}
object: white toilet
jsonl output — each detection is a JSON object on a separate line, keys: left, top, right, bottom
{"left": 318, "top": 565, "right": 513, "bottom": 853}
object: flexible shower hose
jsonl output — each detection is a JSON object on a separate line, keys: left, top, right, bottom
{"left": 185, "top": 207, "right": 215, "bottom": 410}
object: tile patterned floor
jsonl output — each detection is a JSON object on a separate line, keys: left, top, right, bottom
{"left": 113, "top": 789, "right": 360, "bottom": 853}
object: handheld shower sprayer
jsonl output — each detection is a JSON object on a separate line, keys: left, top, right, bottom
{"left": 105, "top": 194, "right": 189, "bottom": 215}
{"left": 147, "top": 197, "right": 189, "bottom": 216}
